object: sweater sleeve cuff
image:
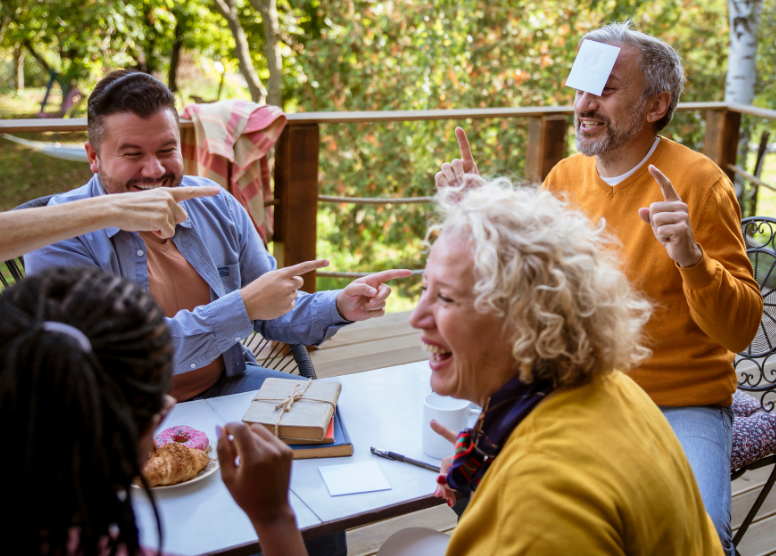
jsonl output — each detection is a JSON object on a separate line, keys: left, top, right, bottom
{"left": 204, "top": 289, "right": 255, "bottom": 352}
{"left": 677, "top": 245, "right": 718, "bottom": 290}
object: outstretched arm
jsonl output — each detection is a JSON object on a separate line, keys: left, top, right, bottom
{"left": 0, "top": 185, "right": 219, "bottom": 261}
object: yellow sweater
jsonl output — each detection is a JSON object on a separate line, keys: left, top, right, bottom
{"left": 544, "top": 138, "right": 762, "bottom": 406}
{"left": 446, "top": 371, "right": 723, "bottom": 556}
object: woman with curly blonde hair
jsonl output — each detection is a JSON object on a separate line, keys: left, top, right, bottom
{"left": 392, "top": 180, "right": 723, "bottom": 555}
{"left": 212, "top": 180, "right": 723, "bottom": 556}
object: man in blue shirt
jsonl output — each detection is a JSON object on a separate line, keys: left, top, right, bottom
{"left": 26, "top": 69, "right": 410, "bottom": 406}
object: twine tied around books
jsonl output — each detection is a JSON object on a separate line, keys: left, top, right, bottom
{"left": 268, "top": 378, "right": 336, "bottom": 437}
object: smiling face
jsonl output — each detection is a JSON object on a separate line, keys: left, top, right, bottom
{"left": 409, "top": 232, "right": 517, "bottom": 406}
{"left": 573, "top": 44, "right": 649, "bottom": 159}
{"left": 85, "top": 109, "right": 184, "bottom": 194}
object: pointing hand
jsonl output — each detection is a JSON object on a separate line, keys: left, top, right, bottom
{"left": 637, "top": 165, "right": 703, "bottom": 268}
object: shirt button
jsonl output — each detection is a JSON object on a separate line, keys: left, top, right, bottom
{"left": 190, "top": 363, "right": 196, "bottom": 369}
{"left": 136, "top": 250, "right": 144, "bottom": 257}
{"left": 235, "top": 336, "right": 241, "bottom": 342}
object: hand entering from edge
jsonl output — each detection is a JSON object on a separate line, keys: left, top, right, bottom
{"left": 430, "top": 419, "right": 458, "bottom": 508}
{"left": 637, "top": 165, "right": 703, "bottom": 268}
{"left": 435, "top": 127, "right": 483, "bottom": 189}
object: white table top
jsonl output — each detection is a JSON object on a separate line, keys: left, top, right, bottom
{"left": 134, "top": 361, "right": 443, "bottom": 555}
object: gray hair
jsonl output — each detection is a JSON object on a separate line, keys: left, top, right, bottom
{"left": 582, "top": 21, "right": 685, "bottom": 131}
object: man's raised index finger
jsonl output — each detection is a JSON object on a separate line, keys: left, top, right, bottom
{"left": 282, "top": 259, "right": 330, "bottom": 277}
{"left": 170, "top": 185, "right": 221, "bottom": 201}
{"left": 455, "top": 127, "right": 474, "bottom": 162}
{"left": 648, "top": 165, "right": 681, "bottom": 202}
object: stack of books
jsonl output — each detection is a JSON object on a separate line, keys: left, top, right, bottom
{"left": 242, "top": 378, "right": 353, "bottom": 459}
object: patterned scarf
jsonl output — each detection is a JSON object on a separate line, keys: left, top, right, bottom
{"left": 446, "top": 374, "right": 554, "bottom": 492}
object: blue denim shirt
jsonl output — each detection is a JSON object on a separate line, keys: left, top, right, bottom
{"left": 25, "top": 175, "right": 349, "bottom": 377}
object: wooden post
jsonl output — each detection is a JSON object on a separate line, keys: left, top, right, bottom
{"left": 703, "top": 109, "right": 740, "bottom": 183}
{"left": 525, "top": 115, "right": 567, "bottom": 183}
{"left": 273, "top": 123, "right": 320, "bottom": 293}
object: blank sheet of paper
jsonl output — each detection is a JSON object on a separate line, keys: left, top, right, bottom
{"left": 319, "top": 461, "right": 392, "bottom": 496}
{"left": 565, "top": 39, "right": 621, "bottom": 96}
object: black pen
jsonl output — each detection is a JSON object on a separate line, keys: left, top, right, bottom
{"left": 370, "top": 446, "right": 441, "bottom": 473}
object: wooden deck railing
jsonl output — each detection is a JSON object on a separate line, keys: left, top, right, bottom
{"left": 2, "top": 101, "right": 776, "bottom": 292}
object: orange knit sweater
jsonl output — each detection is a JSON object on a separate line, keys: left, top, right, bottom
{"left": 543, "top": 137, "right": 762, "bottom": 407}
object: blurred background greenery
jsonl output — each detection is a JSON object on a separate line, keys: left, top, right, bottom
{"left": 1, "top": 0, "right": 774, "bottom": 310}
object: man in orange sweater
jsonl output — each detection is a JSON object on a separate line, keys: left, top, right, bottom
{"left": 435, "top": 22, "right": 762, "bottom": 556}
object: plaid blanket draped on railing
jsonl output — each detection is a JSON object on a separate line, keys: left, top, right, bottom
{"left": 180, "top": 100, "right": 287, "bottom": 245}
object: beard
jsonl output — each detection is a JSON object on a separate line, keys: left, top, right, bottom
{"left": 574, "top": 96, "right": 648, "bottom": 161}
{"left": 98, "top": 162, "right": 182, "bottom": 195}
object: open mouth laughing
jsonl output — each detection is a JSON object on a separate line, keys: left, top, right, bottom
{"left": 422, "top": 339, "right": 452, "bottom": 365}
{"left": 129, "top": 175, "right": 176, "bottom": 191}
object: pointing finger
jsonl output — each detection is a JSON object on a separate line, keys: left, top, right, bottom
{"left": 360, "top": 269, "right": 413, "bottom": 284}
{"left": 649, "top": 165, "right": 680, "bottom": 202}
{"left": 169, "top": 185, "right": 221, "bottom": 202}
{"left": 455, "top": 127, "right": 474, "bottom": 163}
{"left": 280, "top": 259, "right": 330, "bottom": 277}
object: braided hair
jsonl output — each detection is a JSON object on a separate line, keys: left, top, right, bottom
{"left": 0, "top": 266, "right": 173, "bottom": 555}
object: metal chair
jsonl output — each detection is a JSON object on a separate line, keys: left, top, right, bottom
{"left": 732, "top": 216, "right": 776, "bottom": 552}
{"left": 243, "top": 332, "right": 317, "bottom": 379}
{"left": 1, "top": 195, "right": 56, "bottom": 290}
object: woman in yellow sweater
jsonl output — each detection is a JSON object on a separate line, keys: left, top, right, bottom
{"left": 215, "top": 180, "right": 722, "bottom": 555}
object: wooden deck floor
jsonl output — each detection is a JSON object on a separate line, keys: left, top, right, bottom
{"left": 312, "top": 311, "right": 776, "bottom": 555}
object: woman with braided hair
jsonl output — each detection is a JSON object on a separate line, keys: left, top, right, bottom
{"left": 0, "top": 266, "right": 175, "bottom": 555}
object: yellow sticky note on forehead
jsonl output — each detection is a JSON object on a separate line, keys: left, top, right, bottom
{"left": 565, "top": 40, "right": 621, "bottom": 96}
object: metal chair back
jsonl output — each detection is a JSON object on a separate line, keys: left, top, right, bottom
{"left": 732, "top": 216, "right": 776, "bottom": 553}
{"left": 737, "top": 216, "right": 776, "bottom": 410}
{"left": 243, "top": 333, "right": 316, "bottom": 379}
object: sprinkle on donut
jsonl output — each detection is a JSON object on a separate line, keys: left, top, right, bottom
{"left": 156, "top": 425, "right": 210, "bottom": 452}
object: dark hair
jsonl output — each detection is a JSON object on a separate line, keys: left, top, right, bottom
{"left": 87, "top": 69, "right": 179, "bottom": 151}
{"left": 0, "top": 266, "right": 173, "bottom": 555}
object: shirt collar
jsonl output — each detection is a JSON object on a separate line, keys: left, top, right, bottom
{"left": 90, "top": 175, "right": 193, "bottom": 238}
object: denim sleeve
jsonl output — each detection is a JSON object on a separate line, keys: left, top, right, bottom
{"left": 218, "top": 193, "right": 350, "bottom": 345}
{"left": 165, "top": 289, "right": 255, "bottom": 375}
{"left": 255, "top": 289, "right": 350, "bottom": 346}
{"left": 24, "top": 236, "right": 104, "bottom": 275}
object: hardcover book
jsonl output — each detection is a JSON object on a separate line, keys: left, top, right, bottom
{"left": 283, "top": 417, "right": 335, "bottom": 445}
{"left": 242, "top": 378, "right": 342, "bottom": 441}
{"left": 287, "top": 408, "right": 353, "bottom": 460}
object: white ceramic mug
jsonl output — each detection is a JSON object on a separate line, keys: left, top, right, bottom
{"left": 421, "top": 393, "right": 481, "bottom": 459}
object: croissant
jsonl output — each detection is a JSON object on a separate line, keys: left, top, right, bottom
{"left": 142, "top": 442, "right": 209, "bottom": 486}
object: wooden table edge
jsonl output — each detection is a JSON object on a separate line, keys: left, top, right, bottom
{"left": 199, "top": 494, "right": 445, "bottom": 556}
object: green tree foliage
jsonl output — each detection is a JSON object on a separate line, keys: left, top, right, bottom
{"left": 278, "top": 0, "right": 740, "bottom": 294}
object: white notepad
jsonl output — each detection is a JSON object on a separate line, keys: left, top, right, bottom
{"left": 318, "top": 461, "right": 392, "bottom": 496}
{"left": 565, "top": 39, "right": 621, "bottom": 96}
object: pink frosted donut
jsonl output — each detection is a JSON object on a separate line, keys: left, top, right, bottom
{"left": 156, "top": 425, "right": 209, "bottom": 452}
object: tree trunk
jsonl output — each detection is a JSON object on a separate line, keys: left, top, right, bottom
{"left": 212, "top": 0, "right": 267, "bottom": 104}
{"left": 250, "top": 0, "right": 283, "bottom": 107}
{"left": 725, "top": 0, "right": 763, "bottom": 105}
{"left": 13, "top": 44, "right": 24, "bottom": 91}
{"left": 168, "top": 18, "right": 184, "bottom": 93}
{"left": 725, "top": 0, "right": 763, "bottom": 215}
{"left": 23, "top": 40, "right": 51, "bottom": 74}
